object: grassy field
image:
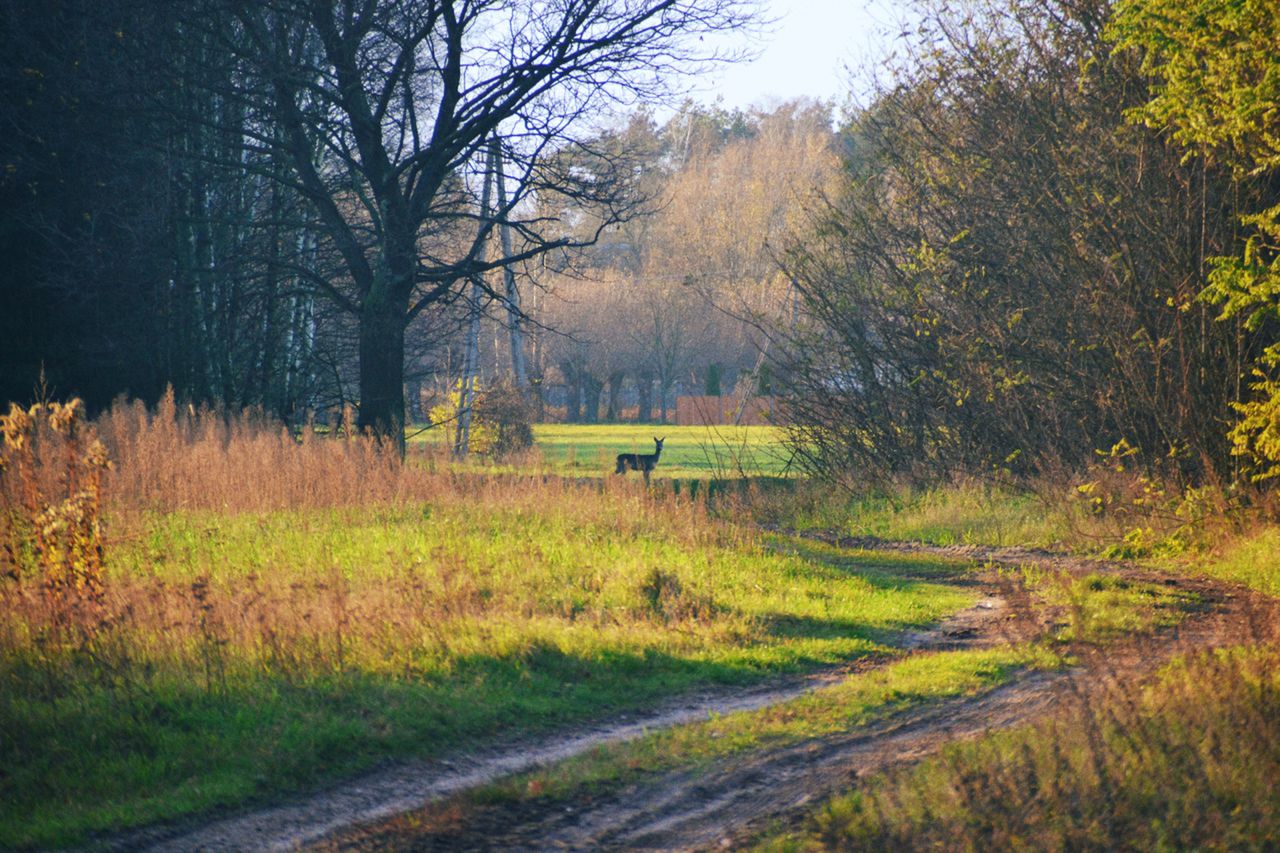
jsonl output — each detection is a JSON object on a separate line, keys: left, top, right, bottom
{"left": 0, "top": 405, "right": 968, "bottom": 848}
{"left": 410, "top": 423, "right": 793, "bottom": 478}
{"left": 1, "top": 502, "right": 974, "bottom": 847}
{"left": 3, "top": 404, "right": 1277, "bottom": 849}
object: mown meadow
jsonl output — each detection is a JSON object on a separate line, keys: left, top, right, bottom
{"left": 409, "top": 422, "right": 793, "bottom": 479}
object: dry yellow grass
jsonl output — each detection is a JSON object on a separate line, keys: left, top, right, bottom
{"left": 96, "top": 390, "right": 409, "bottom": 512}
{"left": 1, "top": 393, "right": 979, "bottom": 848}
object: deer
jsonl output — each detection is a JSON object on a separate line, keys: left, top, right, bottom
{"left": 615, "top": 436, "right": 665, "bottom": 483}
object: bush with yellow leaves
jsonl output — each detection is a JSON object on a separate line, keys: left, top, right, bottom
{"left": 0, "top": 399, "right": 111, "bottom": 627}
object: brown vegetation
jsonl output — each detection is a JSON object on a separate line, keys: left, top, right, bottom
{"left": 804, "top": 641, "right": 1280, "bottom": 850}
{"left": 0, "top": 392, "right": 734, "bottom": 700}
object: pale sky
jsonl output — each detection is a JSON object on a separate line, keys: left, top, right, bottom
{"left": 697, "top": 0, "right": 910, "bottom": 111}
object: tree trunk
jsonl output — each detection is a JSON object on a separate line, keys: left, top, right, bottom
{"left": 357, "top": 290, "right": 407, "bottom": 455}
{"left": 636, "top": 371, "right": 653, "bottom": 423}
{"left": 455, "top": 281, "right": 483, "bottom": 455}
{"left": 605, "top": 371, "right": 624, "bottom": 421}
{"left": 493, "top": 139, "right": 529, "bottom": 389}
{"left": 583, "top": 375, "right": 603, "bottom": 424}
{"left": 562, "top": 361, "right": 581, "bottom": 422}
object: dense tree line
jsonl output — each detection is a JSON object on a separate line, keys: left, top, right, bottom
{"left": 540, "top": 101, "right": 834, "bottom": 422}
{"left": 2, "top": 0, "right": 365, "bottom": 417}
{"left": 0, "top": 0, "right": 754, "bottom": 446}
{"left": 779, "top": 0, "right": 1276, "bottom": 487}
{"left": 1111, "top": 0, "right": 1280, "bottom": 482}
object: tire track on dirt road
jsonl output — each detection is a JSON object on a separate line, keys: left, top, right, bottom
{"left": 108, "top": 533, "right": 1274, "bottom": 851}
{"left": 318, "top": 533, "right": 1275, "bottom": 851}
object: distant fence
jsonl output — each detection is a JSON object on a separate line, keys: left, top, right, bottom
{"left": 675, "top": 395, "right": 776, "bottom": 427}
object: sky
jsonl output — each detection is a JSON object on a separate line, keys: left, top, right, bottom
{"left": 695, "top": 0, "right": 911, "bottom": 112}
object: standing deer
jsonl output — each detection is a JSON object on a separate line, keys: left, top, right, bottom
{"left": 616, "top": 436, "right": 665, "bottom": 483}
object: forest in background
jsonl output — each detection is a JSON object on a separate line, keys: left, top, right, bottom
{"left": 1, "top": 0, "right": 808, "bottom": 430}
{"left": 4, "top": 0, "right": 1280, "bottom": 493}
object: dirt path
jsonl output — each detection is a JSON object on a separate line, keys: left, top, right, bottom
{"left": 316, "top": 534, "right": 1273, "bottom": 852}
{"left": 329, "top": 671, "right": 1066, "bottom": 852}
{"left": 107, "top": 669, "right": 852, "bottom": 852}
{"left": 113, "top": 534, "right": 1274, "bottom": 852}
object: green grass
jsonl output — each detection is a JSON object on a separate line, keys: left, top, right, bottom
{"left": 759, "top": 646, "right": 1280, "bottom": 851}
{"left": 1194, "top": 527, "right": 1280, "bottom": 597}
{"left": 0, "top": 486, "right": 976, "bottom": 849}
{"left": 994, "top": 563, "right": 1197, "bottom": 646}
{"left": 476, "top": 646, "right": 1061, "bottom": 805}
{"left": 328, "top": 553, "right": 1208, "bottom": 849}
{"left": 409, "top": 423, "right": 792, "bottom": 478}
{"left": 782, "top": 482, "right": 1073, "bottom": 548}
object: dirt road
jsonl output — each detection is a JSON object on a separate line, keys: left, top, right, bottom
{"left": 112, "top": 535, "right": 1273, "bottom": 852}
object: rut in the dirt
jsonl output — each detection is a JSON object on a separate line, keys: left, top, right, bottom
{"left": 105, "top": 535, "right": 1273, "bottom": 853}
{"left": 319, "top": 535, "right": 1275, "bottom": 852}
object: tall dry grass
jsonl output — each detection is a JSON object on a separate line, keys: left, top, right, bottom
{"left": 89, "top": 389, "right": 704, "bottom": 520}
{"left": 96, "top": 389, "right": 409, "bottom": 512}
{"left": 786, "top": 611, "right": 1280, "bottom": 851}
{"left": 0, "top": 390, "right": 732, "bottom": 696}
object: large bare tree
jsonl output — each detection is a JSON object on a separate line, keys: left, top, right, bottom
{"left": 199, "top": 0, "right": 754, "bottom": 450}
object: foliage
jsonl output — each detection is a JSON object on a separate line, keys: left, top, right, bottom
{"left": 472, "top": 381, "right": 536, "bottom": 458}
{"left": 780, "top": 0, "right": 1256, "bottom": 486}
{"left": 1109, "top": 0, "right": 1280, "bottom": 173}
{"left": 0, "top": 399, "right": 110, "bottom": 626}
{"left": 429, "top": 380, "right": 533, "bottom": 458}
{"left": 1110, "top": 0, "right": 1280, "bottom": 480}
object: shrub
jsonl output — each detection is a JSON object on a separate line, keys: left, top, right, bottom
{"left": 472, "top": 381, "right": 535, "bottom": 457}
{"left": 0, "top": 399, "right": 110, "bottom": 628}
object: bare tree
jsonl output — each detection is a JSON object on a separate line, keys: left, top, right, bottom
{"left": 191, "top": 0, "right": 755, "bottom": 451}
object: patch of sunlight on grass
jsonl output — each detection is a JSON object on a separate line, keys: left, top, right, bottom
{"left": 1, "top": 490, "right": 971, "bottom": 849}
{"left": 408, "top": 422, "right": 793, "bottom": 478}
{"left": 1197, "top": 527, "right": 1280, "bottom": 597}
{"left": 787, "top": 483, "right": 1073, "bottom": 548}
